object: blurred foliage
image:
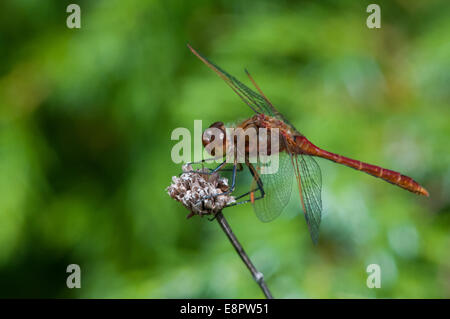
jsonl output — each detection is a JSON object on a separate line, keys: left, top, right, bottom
{"left": 0, "top": 0, "right": 448, "bottom": 298}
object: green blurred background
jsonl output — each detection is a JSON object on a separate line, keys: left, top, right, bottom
{"left": 0, "top": 0, "right": 448, "bottom": 298}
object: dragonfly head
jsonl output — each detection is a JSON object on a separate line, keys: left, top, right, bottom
{"left": 202, "top": 121, "right": 226, "bottom": 156}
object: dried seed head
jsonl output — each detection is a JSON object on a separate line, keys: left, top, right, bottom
{"left": 167, "top": 164, "right": 235, "bottom": 217}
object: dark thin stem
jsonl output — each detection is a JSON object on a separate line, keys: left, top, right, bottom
{"left": 215, "top": 211, "right": 273, "bottom": 299}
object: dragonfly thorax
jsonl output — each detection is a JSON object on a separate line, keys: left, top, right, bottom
{"left": 203, "top": 116, "right": 289, "bottom": 161}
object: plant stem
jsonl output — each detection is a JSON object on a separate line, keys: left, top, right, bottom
{"left": 215, "top": 211, "right": 273, "bottom": 299}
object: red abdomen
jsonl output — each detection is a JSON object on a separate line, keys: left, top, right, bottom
{"left": 294, "top": 136, "right": 429, "bottom": 196}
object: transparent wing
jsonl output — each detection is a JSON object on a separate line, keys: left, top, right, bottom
{"left": 250, "top": 152, "right": 294, "bottom": 222}
{"left": 188, "top": 44, "right": 297, "bottom": 129}
{"left": 292, "top": 154, "right": 323, "bottom": 244}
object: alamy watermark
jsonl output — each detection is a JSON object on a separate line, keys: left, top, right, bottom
{"left": 66, "top": 4, "right": 81, "bottom": 29}
{"left": 366, "top": 264, "right": 381, "bottom": 288}
{"left": 366, "top": 4, "right": 381, "bottom": 29}
{"left": 66, "top": 264, "right": 81, "bottom": 288}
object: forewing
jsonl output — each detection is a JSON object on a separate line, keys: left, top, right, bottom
{"left": 188, "top": 44, "right": 290, "bottom": 121}
{"left": 251, "top": 152, "right": 294, "bottom": 222}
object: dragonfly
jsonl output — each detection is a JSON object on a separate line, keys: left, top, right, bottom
{"left": 187, "top": 44, "right": 429, "bottom": 244}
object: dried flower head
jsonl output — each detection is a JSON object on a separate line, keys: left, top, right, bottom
{"left": 167, "top": 164, "right": 235, "bottom": 218}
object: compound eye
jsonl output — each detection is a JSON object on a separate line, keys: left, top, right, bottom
{"left": 202, "top": 128, "right": 214, "bottom": 145}
{"left": 202, "top": 122, "right": 226, "bottom": 149}
{"left": 209, "top": 121, "right": 224, "bottom": 130}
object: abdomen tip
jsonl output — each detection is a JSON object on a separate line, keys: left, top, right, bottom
{"left": 419, "top": 186, "right": 429, "bottom": 197}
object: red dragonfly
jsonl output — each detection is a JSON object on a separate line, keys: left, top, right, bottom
{"left": 188, "top": 44, "right": 429, "bottom": 244}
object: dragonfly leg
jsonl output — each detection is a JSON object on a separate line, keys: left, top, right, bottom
{"left": 199, "top": 162, "right": 243, "bottom": 174}
{"left": 234, "top": 188, "right": 260, "bottom": 200}
{"left": 225, "top": 192, "right": 265, "bottom": 208}
{"left": 197, "top": 161, "right": 238, "bottom": 208}
{"left": 187, "top": 155, "right": 224, "bottom": 165}
{"left": 209, "top": 188, "right": 260, "bottom": 220}
{"left": 224, "top": 163, "right": 266, "bottom": 209}
{"left": 183, "top": 162, "right": 243, "bottom": 178}
{"left": 214, "top": 163, "right": 243, "bottom": 172}
{"left": 247, "top": 162, "right": 265, "bottom": 197}
{"left": 225, "top": 196, "right": 264, "bottom": 208}
{"left": 183, "top": 156, "right": 225, "bottom": 175}
{"left": 182, "top": 159, "right": 226, "bottom": 176}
